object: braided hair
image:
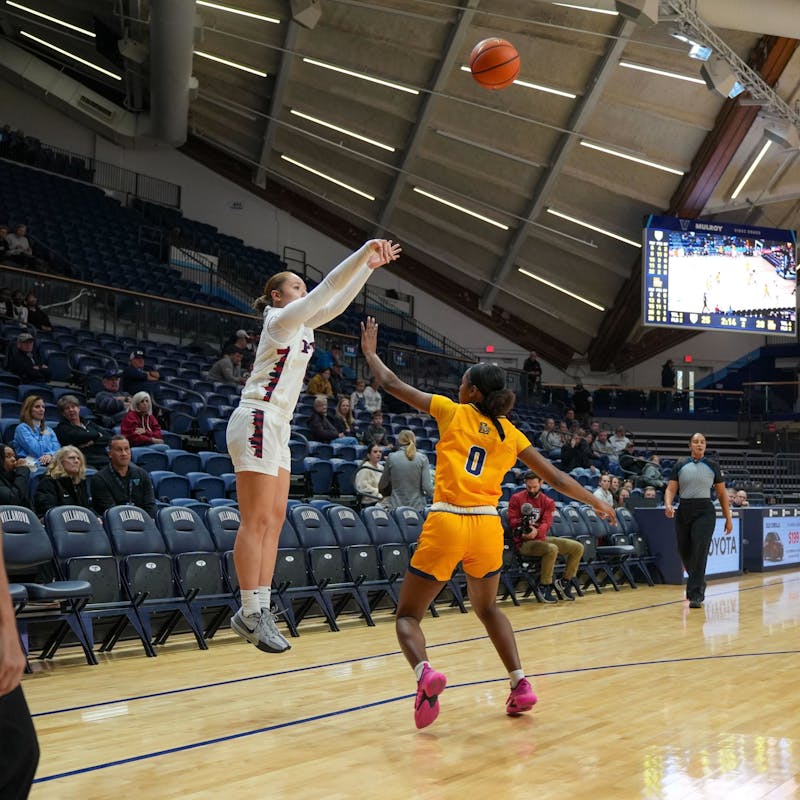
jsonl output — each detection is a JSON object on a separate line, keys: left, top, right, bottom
{"left": 466, "top": 363, "right": 515, "bottom": 441}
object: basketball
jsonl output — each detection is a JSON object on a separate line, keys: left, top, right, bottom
{"left": 469, "top": 38, "right": 520, "bottom": 90}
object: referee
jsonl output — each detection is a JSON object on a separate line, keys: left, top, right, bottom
{"left": 664, "top": 433, "right": 733, "bottom": 608}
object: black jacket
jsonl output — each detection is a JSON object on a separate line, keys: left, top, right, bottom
{"left": 90, "top": 463, "right": 156, "bottom": 518}
{"left": 0, "top": 466, "right": 31, "bottom": 508}
{"left": 308, "top": 410, "right": 340, "bottom": 443}
{"left": 55, "top": 420, "right": 112, "bottom": 468}
{"left": 34, "top": 475, "right": 92, "bottom": 517}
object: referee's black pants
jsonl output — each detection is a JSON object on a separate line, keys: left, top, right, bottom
{"left": 675, "top": 498, "right": 716, "bottom": 603}
{"left": 0, "top": 685, "right": 39, "bottom": 799}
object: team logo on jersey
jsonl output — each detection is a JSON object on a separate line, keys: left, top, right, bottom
{"left": 478, "top": 422, "right": 490, "bottom": 435}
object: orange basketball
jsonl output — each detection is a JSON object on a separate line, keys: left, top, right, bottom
{"left": 469, "top": 38, "right": 520, "bottom": 90}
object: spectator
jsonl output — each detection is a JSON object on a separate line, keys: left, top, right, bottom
{"left": 592, "top": 429, "right": 618, "bottom": 465}
{"left": 378, "top": 429, "right": 432, "bottom": 511}
{"left": 13, "top": 395, "right": 59, "bottom": 467}
{"left": 93, "top": 369, "right": 131, "bottom": 427}
{"left": 91, "top": 435, "right": 156, "bottom": 517}
{"left": 329, "top": 343, "right": 344, "bottom": 367}
{"left": 609, "top": 426, "right": 632, "bottom": 455}
{"left": 10, "top": 291, "right": 27, "bottom": 324}
{"left": 23, "top": 293, "right": 52, "bottom": 332}
{"left": 521, "top": 350, "right": 542, "bottom": 399}
{"left": 362, "top": 410, "right": 389, "bottom": 447}
{"left": 33, "top": 445, "right": 93, "bottom": 518}
{"left": 6, "top": 332, "right": 51, "bottom": 382}
{"left": 363, "top": 376, "right": 382, "bottom": 414}
{"left": 120, "top": 392, "right": 164, "bottom": 446}
{"left": 617, "top": 487, "right": 631, "bottom": 508}
{"left": 661, "top": 359, "right": 676, "bottom": 389}
{"left": 0, "top": 445, "right": 31, "bottom": 507}
{"left": 121, "top": 348, "right": 160, "bottom": 395}
{"left": 0, "top": 286, "right": 12, "bottom": 318}
{"left": 571, "top": 383, "right": 592, "bottom": 425}
{"left": 329, "top": 363, "right": 345, "bottom": 398}
{"left": 640, "top": 454, "right": 667, "bottom": 490}
{"left": 538, "top": 417, "right": 563, "bottom": 459}
{"left": 354, "top": 443, "right": 384, "bottom": 507}
{"left": 350, "top": 378, "right": 367, "bottom": 413}
{"left": 619, "top": 441, "right": 644, "bottom": 478}
{"left": 223, "top": 328, "right": 250, "bottom": 354}
{"left": 208, "top": 348, "right": 245, "bottom": 387}
{"left": 508, "top": 472, "right": 584, "bottom": 603}
{"left": 593, "top": 473, "right": 614, "bottom": 505}
{"left": 560, "top": 429, "right": 595, "bottom": 472}
{"left": 306, "top": 368, "right": 333, "bottom": 397}
{"left": 307, "top": 395, "right": 340, "bottom": 443}
{"left": 5, "top": 224, "right": 36, "bottom": 268}
{"left": 731, "top": 489, "right": 749, "bottom": 507}
{"left": 333, "top": 396, "right": 359, "bottom": 441}
{"left": 54, "top": 395, "right": 112, "bottom": 469}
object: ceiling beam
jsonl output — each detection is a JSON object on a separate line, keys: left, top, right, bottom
{"left": 478, "top": 17, "right": 636, "bottom": 316}
{"left": 588, "top": 34, "right": 799, "bottom": 373}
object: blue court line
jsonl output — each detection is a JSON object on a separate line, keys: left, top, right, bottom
{"left": 31, "top": 577, "right": 797, "bottom": 719}
{"left": 32, "top": 647, "right": 800, "bottom": 785}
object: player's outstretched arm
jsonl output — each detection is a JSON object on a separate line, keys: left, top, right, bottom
{"left": 360, "top": 317, "right": 432, "bottom": 414}
{"left": 518, "top": 445, "right": 616, "bottom": 523}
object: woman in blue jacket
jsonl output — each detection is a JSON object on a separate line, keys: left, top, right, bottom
{"left": 12, "top": 395, "right": 60, "bottom": 468}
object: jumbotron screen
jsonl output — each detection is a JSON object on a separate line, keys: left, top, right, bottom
{"left": 642, "top": 215, "right": 797, "bottom": 336}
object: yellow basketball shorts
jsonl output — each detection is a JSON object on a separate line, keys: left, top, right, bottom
{"left": 409, "top": 511, "right": 503, "bottom": 581}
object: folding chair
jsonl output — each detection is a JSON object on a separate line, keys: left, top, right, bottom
{"left": 576, "top": 505, "right": 638, "bottom": 589}
{"left": 156, "top": 506, "right": 239, "bottom": 639}
{"left": 103, "top": 506, "right": 208, "bottom": 650}
{"left": 45, "top": 506, "right": 155, "bottom": 657}
{"left": 1, "top": 506, "right": 96, "bottom": 665}
{"left": 616, "top": 508, "right": 661, "bottom": 585}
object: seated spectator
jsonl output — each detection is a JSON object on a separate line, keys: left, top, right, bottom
{"left": 306, "top": 368, "right": 333, "bottom": 397}
{"left": 6, "top": 332, "right": 51, "bottom": 382}
{"left": 593, "top": 473, "right": 614, "bottom": 505}
{"left": 0, "top": 444, "right": 31, "bottom": 507}
{"left": 538, "top": 417, "right": 563, "bottom": 459}
{"left": 731, "top": 489, "right": 749, "bottom": 507}
{"left": 0, "top": 227, "right": 9, "bottom": 264}
{"left": 33, "top": 445, "right": 93, "bottom": 518}
{"left": 122, "top": 348, "right": 160, "bottom": 395}
{"left": 120, "top": 392, "right": 164, "bottom": 447}
{"left": 93, "top": 369, "right": 131, "bottom": 427}
{"left": 13, "top": 395, "right": 60, "bottom": 468}
{"left": 333, "top": 396, "right": 359, "bottom": 440}
{"left": 363, "top": 376, "right": 382, "bottom": 414}
{"left": 223, "top": 328, "right": 250, "bottom": 355}
{"left": 308, "top": 395, "right": 350, "bottom": 443}
{"left": 378, "top": 430, "right": 432, "bottom": 511}
{"left": 560, "top": 429, "right": 595, "bottom": 473}
{"left": 609, "top": 426, "right": 632, "bottom": 455}
{"left": 91, "top": 435, "right": 156, "bottom": 517}
{"left": 642, "top": 485, "right": 660, "bottom": 504}
{"left": 610, "top": 475, "right": 622, "bottom": 501}
{"left": 362, "top": 410, "right": 389, "bottom": 447}
{"left": 5, "top": 224, "right": 36, "bottom": 268}
{"left": 592, "top": 429, "right": 618, "bottom": 465}
{"left": 354, "top": 443, "right": 384, "bottom": 507}
{"left": 10, "top": 290, "right": 27, "bottom": 323}
{"left": 640, "top": 454, "right": 666, "bottom": 490}
{"left": 54, "top": 395, "right": 112, "bottom": 469}
{"left": 350, "top": 378, "right": 367, "bottom": 413}
{"left": 619, "top": 442, "right": 645, "bottom": 477}
{"left": 617, "top": 487, "right": 632, "bottom": 508}
{"left": 329, "top": 343, "right": 343, "bottom": 367}
{"left": 329, "top": 363, "right": 345, "bottom": 398}
{"left": 620, "top": 444, "right": 665, "bottom": 489}
{"left": 23, "top": 292, "right": 52, "bottom": 332}
{"left": 208, "top": 348, "right": 245, "bottom": 387}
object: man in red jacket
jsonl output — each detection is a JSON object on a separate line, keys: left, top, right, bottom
{"left": 508, "top": 472, "right": 584, "bottom": 603}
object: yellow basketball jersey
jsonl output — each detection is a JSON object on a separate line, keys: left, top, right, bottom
{"left": 429, "top": 395, "right": 531, "bottom": 507}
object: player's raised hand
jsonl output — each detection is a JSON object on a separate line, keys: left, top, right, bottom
{"left": 365, "top": 239, "right": 401, "bottom": 270}
{"left": 360, "top": 316, "right": 379, "bottom": 357}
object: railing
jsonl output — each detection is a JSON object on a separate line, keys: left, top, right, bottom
{"left": 0, "top": 137, "right": 181, "bottom": 207}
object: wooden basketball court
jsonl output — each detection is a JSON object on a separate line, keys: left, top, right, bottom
{"left": 24, "top": 569, "right": 800, "bottom": 799}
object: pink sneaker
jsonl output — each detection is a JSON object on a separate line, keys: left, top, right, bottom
{"left": 414, "top": 664, "right": 447, "bottom": 729}
{"left": 506, "top": 677, "right": 537, "bottom": 716}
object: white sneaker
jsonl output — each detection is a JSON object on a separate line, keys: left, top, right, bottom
{"left": 230, "top": 609, "right": 291, "bottom": 653}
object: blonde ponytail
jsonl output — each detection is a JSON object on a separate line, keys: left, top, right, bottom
{"left": 397, "top": 429, "right": 417, "bottom": 459}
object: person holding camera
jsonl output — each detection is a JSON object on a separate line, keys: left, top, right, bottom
{"left": 508, "top": 472, "right": 585, "bottom": 603}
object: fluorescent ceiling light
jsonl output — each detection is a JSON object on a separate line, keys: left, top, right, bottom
{"left": 580, "top": 140, "right": 684, "bottom": 175}
{"left": 553, "top": 2, "right": 618, "bottom": 14}
{"left": 619, "top": 60, "right": 706, "bottom": 85}
{"left": 290, "top": 109, "right": 395, "bottom": 152}
{"left": 458, "top": 66, "right": 576, "bottom": 98}
{"left": 546, "top": 208, "right": 641, "bottom": 248}
{"left": 302, "top": 58, "right": 419, "bottom": 95}
{"left": 280, "top": 155, "right": 375, "bottom": 200}
{"left": 730, "top": 140, "right": 771, "bottom": 200}
{"left": 194, "top": 50, "right": 267, "bottom": 77}
{"left": 19, "top": 31, "right": 121, "bottom": 79}
{"left": 412, "top": 187, "right": 509, "bottom": 230}
{"left": 7, "top": 1, "right": 95, "bottom": 37}
{"left": 196, "top": 1, "right": 280, "bottom": 23}
{"left": 518, "top": 267, "right": 606, "bottom": 310}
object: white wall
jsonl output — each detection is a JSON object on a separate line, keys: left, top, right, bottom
{"left": 3, "top": 77, "right": 779, "bottom": 387}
